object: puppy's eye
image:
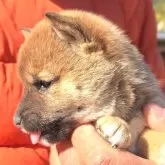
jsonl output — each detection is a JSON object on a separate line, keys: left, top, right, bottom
{"left": 34, "top": 80, "right": 52, "bottom": 90}
{"left": 34, "top": 76, "right": 60, "bottom": 91}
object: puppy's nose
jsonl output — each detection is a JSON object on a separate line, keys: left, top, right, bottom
{"left": 13, "top": 115, "right": 22, "bottom": 127}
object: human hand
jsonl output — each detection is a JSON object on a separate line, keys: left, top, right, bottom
{"left": 50, "top": 104, "right": 165, "bottom": 165}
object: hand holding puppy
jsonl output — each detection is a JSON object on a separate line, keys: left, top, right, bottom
{"left": 50, "top": 104, "right": 165, "bottom": 165}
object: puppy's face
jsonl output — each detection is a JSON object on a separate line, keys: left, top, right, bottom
{"left": 14, "top": 11, "right": 126, "bottom": 144}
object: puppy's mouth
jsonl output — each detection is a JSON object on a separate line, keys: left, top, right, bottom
{"left": 29, "top": 132, "right": 43, "bottom": 145}
{"left": 29, "top": 132, "right": 41, "bottom": 144}
{"left": 20, "top": 128, "right": 43, "bottom": 145}
{"left": 19, "top": 118, "right": 77, "bottom": 147}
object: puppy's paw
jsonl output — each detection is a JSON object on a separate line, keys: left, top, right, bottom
{"left": 95, "top": 116, "right": 132, "bottom": 149}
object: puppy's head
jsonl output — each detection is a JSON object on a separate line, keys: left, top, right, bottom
{"left": 14, "top": 10, "right": 131, "bottom": 145}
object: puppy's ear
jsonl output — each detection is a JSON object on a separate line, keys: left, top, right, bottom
{"left": 45, "top": 12, "right": 89, "bottom": 43}
{"left": 21, "top": 28, "right": 31, "bottom": 39}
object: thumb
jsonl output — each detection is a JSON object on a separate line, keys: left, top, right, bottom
{"left": 144, "top": 104, "right": 165, "bottom": 131}
{"left": 71, "top": 124, "right": 155, "bottom": 165}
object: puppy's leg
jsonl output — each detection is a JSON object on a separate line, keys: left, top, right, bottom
{"left": 95, "top": 114, "right": 144, "bottom": 152}
{"left": 95, "top": 116, "right": 132, "bottom": 149}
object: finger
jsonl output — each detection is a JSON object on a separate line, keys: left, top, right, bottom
{"left": 56, "top": 140, "right": 84, "bottom": 165}
{"left": 49, "top": 145, "right": 61, "bottom": 165}
{"left": 71, "top": 124, "right": 156, "bottom": 165}
{"left": 144, "top": 104, "right": 165, "bottom": 131}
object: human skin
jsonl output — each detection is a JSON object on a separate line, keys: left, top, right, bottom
{"left": 50, "top": 104, "right": 165, "bottom": 165}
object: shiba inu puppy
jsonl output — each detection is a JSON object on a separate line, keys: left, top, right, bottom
{"left": 13, "top": 10, "right": 165, "bottom": 164}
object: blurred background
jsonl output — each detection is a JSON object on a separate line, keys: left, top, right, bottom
{"left": 154, "top": 0, "right": 165, "bottom": 62}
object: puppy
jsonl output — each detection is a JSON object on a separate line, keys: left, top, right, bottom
{"left": 14, "top": 10, "right": 165, "bottom": 164}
